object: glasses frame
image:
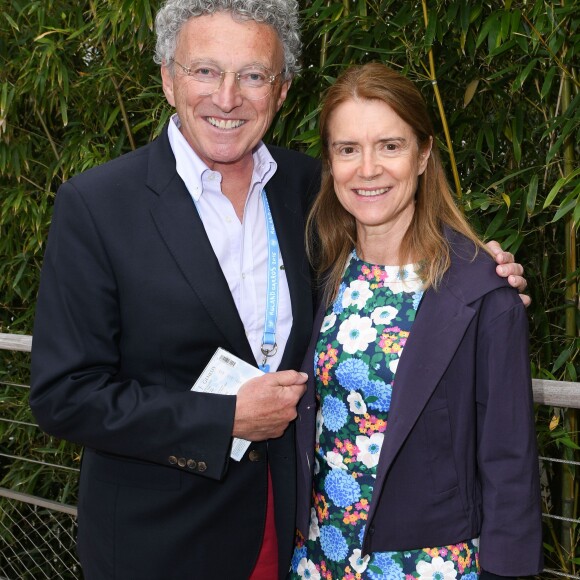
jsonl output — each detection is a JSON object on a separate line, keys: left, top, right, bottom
{"left": 171, "top": 60, "right": 284, "bottom": 100}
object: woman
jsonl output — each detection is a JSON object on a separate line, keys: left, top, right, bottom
{"left": 289, "top": 63, "right": 543, "bottom": 579}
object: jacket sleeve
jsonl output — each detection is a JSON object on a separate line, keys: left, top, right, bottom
{"left": 30, "top": 181, "right": 236, "bottom": 480}
{"left": 475, "top": 287, "right": 543, "bottom": 574}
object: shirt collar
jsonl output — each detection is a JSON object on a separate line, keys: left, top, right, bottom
{"left": 167, "top": 113, "right": 277, "bottom": 202}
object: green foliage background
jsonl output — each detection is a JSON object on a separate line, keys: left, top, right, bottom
{"left": 0, "top": 0, "right": 578, "bottom": 573}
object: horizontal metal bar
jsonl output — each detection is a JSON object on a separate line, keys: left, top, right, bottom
{"left": 0, "top": 486, "right": 77, "bottom": 516}
{"left": 0, "top": 452, "right": 80, "bottom": 472}
{"left": 0, "top": 333, "right": 32, "bottom": 352}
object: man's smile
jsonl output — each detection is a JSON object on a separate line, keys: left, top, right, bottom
{"left": 206, "top": 116, "right": 246, "bottom": 129}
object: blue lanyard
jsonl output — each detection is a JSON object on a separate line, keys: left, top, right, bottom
{"left": 259, "top": 190, "right": 279, "bottom": 372}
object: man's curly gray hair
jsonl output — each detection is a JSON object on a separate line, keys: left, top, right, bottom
{"left": 154, "top": 0, "right": 301, "bottom": 80}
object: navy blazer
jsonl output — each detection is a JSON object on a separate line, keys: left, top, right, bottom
{"left": 30, "top": 127, "right": 320, "bottom": 579}
{"left": 296, "top": 230, "right": 543, "bottom": 576}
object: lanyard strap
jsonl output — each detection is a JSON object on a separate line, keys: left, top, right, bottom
{"left": 259, "top": 190, "right": 279, "bottom": 372}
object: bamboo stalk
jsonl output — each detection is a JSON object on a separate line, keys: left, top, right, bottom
{"left": 88, "top": 0, "right": 136, "bottom": 151}
{"left": 420, "top": 0, "right": 462, "bottom": 200}
{"left": 559, "top": 11, "right": 578, "bottom": 560}
{"left": 319, "top": 0, "right": 330, "bottom": 69}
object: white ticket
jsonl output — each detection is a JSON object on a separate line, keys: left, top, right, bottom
{"left": 191, "top": 348, "right": 263, "bottom": 461}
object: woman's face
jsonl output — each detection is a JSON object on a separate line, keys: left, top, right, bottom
{"left": 328, "top": 98, "right": 430, "bottom": 243}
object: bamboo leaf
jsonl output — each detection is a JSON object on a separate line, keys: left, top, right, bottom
{"left": 511, "top": 58, "right": 539, "bottom": 92}
{"left": 543, "top": 169, "right": 580, "bottom": 208}
{"left": 553, "top": 347, "right": 572, "bottom": 373}
{"left": 551, "top": 199, "right": 578, "bottom": 223}
{"left": 511, "top": 108, "right": 524, "bottom": 166}
{"left": 475, "top": 13, "right": 499, "bottom": 49}
{"left": 59, "top": 94, "right": 68, "bottom": 127}
{"left": 425, "top": 9, "right": 437, "bottom": 49}
{"left": 2, "top": 12, "right": 20, "bottom": 31}
{"left": 573, "top": 202, "right": 580, "bottom": 228}
{"left": 463, "top": 79, "right": 479, "bottom": 107}
{"left": 484, "top": 208, "right": 507, "bottom": 239}
{"left": 541, "top": 67, "right": 558, "bottom": 99}
{"left": 526, "top": 174, "right": 539, "bottom": 215}
{"left": 500, "top": 10, "right": 511, "bottom": 43}
{"left": 104, "top": 106, "right": 120, "bottom": 132}
{"left": 510, "top": 7, "right": 522, "bottom": 34}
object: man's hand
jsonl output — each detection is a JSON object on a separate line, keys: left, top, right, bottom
{"left": 486, "top": 240, "right": 530, "bottom": 307}
{"left": 233, "top": 370, "right": 308, "bottom": 441}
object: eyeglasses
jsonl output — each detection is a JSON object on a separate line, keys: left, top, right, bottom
{"left": 171, "top": 60, "right": 283, "bottom": 100}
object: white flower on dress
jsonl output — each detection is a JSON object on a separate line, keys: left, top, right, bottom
{"left": 308, "top": 507, "right": 320, "bottom": 541}
{"left": 337, "top": 314, "right": 377, "bottom": 355}
{"left": 314, "top": 457, "right": 320, "bottom": 475}
{"left": 297, "top": 557, "right": 321, "bottom": 580}
{"left": 347, "top": 391, "right": 367, "bottom": 414}
{"left": 416, "top": 556, "right": 458, "bottom": 580}
{"left": 371, "top": 305, "right": 398, "bottom": 326}
{"left": 348, "top": 548, "right": 370, "bottom": 573}
{"left": 384, "top": 268, "right": 423, "bottom": 294}
{"left": 389, "top": 357, "right": 400, "bottom": 375}
{"left": 356, "top": 433, "right": 384, "bottom": 468}
{"left": 342, "top": 280, "right": 373, "bottom": 309}
{"left": 316, "top": 409, "right": 324, "bottom": 439}
{"left": 325, "top": 450, "right": 348, "bottom": 470}
{"left": 321, "top": 313, "right": 337, "bottom": 333}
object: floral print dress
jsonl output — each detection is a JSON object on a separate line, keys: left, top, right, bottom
{"left": 289, "top": 252, "right": 479, "bottom": 580}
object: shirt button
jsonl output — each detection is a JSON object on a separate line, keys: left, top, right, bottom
{"left": 197, "top": 461, "right": 207, "bottom": 473}
{"left": 248, "top": 450, "right": 262, "bottom": 462}
{"left": 187, "top": 459, "right": 197, "bottom": 470}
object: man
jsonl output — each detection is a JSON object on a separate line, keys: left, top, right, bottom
{"left": 29, "top": 1, "right": 527, "bottom": 578}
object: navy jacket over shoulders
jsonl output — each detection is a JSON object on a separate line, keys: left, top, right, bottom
{"left": 30, "top": 126, "right": 321, "bottom": 580}
{"left": 296, "top": 229, "right": 543, "bottom": 576}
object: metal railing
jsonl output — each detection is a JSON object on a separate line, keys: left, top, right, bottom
{"left": 0, "top": 488, "right": 80, "bottom": 579}
{"left": 1, "top": 333, "right": 80, "bottom": 579}
{"left": 0, "top": 332, "right": 579, "bottom": 578}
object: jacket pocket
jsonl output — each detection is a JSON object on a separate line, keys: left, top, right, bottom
{"left": 423, "top": 405, "right": 459, "bottom": 494}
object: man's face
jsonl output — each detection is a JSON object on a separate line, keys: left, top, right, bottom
{"left": 161, "top": 12, "right": 291, "bottom": 170}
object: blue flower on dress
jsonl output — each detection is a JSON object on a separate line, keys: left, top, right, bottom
{"left": 335, "top": 358, "right": 370, "bottom": 392}
{"left": 367, "top": 552, "right": 405, "bottom": 580}
{"left": 319, "top": 525, "right": 349, "bottom": 562}
{"left": 361, "top": 380, "right": 392, "bottom": 412}
{"left": 324, "top": 469, "right": 361, "bottom": 508}
{"left": 412, "top": 291, "right": 423, "bottom": 310}
{"left": 358, "top": 525, "right": 366, "bottom": 547}
{"left": 291, "top": 546, "right": 307, "bottom": 572}
{"left": 322, "top": 395, "right": 348, "bottom": 432}
{"left": 462, "top": 574, "right": 478, "bottom": 580}
{"left": 333, "top": 283, "right": 347, "bottom": 314}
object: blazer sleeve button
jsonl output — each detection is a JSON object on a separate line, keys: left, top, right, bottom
{"left": 197, "top": 461, "right": 207, "bottom": 473}
{"left": 168, "top": 456, "right": 178, "bottom": 465}
{"left": 186, "top": 459, "right": 197, "bottom": 470}
{"left": 248, "top": 450, "right": 262, "bottom": 462}
{"left": 177, "top": 457, "right": 187, "bottom": 468}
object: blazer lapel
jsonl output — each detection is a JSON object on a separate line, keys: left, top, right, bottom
{"left": 145, "top": 130, "right": 254, "bottom": 362}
